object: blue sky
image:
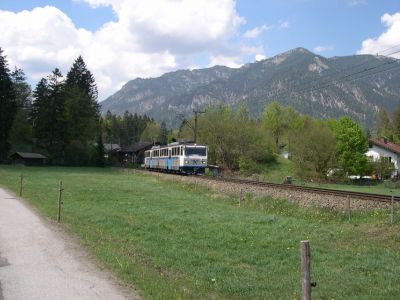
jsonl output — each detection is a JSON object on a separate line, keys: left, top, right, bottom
{"left": 0, "top": 0, "right": 399, "bottom": 99}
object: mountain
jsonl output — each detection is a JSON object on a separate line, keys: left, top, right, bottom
{"left": 101, "top": 48, "right": 400, "bottom": 127}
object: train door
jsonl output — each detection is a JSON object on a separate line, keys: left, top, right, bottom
{"left": 167, "top": 149, "right": 172, "bottom": 171}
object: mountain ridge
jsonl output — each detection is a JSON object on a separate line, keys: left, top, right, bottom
{"left": 101, "top": 47, "right": 400, "bottom": 127}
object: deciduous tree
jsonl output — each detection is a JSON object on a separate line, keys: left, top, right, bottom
{"left": 290, "top": 118, "right": 336, "bottom": 178}
{"left": 329, "top": 116, "right": 368, "bottom": 176}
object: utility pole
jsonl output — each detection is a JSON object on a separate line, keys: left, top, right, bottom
{"left": 193, "top": 110, "right": 205, "bottom": 143}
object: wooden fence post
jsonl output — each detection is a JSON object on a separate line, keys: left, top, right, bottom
{"left": 390, "top": 194, "right": 394, "bottom": 225}
{"left": 57, "top": 180, "right": 63, "bottom": 223}
{"left": 239, "top": 188, "right": 243, "bottom": 207}
{"left": 19, "top": 174, "right": 23, "bottom": 197}
{"left": 346, "top": 195, "right": 351, "bottom": 221}
{"left": 301, "top": 240, "right": 311, "bottom": 300}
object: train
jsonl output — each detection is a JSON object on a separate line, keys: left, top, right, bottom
{"left": 144, "top": 142, "right": 207, "bottom": 174}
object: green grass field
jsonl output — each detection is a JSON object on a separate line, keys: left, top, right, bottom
{"left": 1, "top": 166, "right": 399, "bottom": 299}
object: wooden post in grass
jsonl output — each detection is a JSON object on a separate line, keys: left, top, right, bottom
{"left": 57, "top": 180, "right": 63, "bottom": 223}
{"left": 346, "top": 195, "right": 351, "bottom": 221}
{"left": 301, "top": 240, "right": 311, "bottom": 300}
{"left": 19, "top": 174, "right": 23, "bottom": 197}
{"left": 390, "top": 194, "right": 394, "bottom": 225}
{"left": 239, "top": 188, "right": 243, "bottom": 207}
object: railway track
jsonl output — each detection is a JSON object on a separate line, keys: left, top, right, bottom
{"left": 201, "top": 176, "right": 400, "bottom": 203}
{"left": 138, "top": 168, "right": 399, "bottom": 203}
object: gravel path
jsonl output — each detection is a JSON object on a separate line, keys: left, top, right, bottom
{"left": 0, "top": 188, "right": 139, "bottom": 300}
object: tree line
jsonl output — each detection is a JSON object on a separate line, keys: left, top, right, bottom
{"left": 0, "top": 47, "right": 152, "bottom": 166}
{"left": 176, "top": 102, "right": 395, "bottom": 180}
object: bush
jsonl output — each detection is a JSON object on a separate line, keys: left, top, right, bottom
{"left": 239, "top": 156, "right": 262, "bottom": 175}
{"left": 369, "top": 158, "right": 395, "bottom": 180}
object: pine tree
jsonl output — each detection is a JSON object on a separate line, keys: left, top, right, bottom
{"left": 95, "top": 134, "right": 106, "bottom": 167}
{"left": 8, "top": 68, "right": 33, "bottom": 153}
{"left": 11, "top": 68, "right": 32, "bottom": 107}
{"left": 376, "top": 108, "right": 393, "bottom": 141}
{"left": 64, "top": 56, "right": 100, "bottom": 143}
{"left": 0, "top": 48, "right": 17, "bottom": 162}
{"left": 31, "top": 69, "right": 66, "bottom": 159}
{"left": 159, "top": 121, "right": 168, "bottom": 144}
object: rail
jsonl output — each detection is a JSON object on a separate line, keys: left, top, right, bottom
{"left": 203, "top": 176, "right": 400, "bottom": 203}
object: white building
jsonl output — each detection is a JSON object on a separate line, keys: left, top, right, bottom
{"left": 366, "top": 139, "right": 400, "bottom": 177}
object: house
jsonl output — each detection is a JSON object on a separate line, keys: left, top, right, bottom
{"left": 11, "top": 152, "right": 46, "bottom": 166}
{"left": 103, "top": 143, "right": 121, "bottom": 153}
{"left": 118, "top": 142, "right": 154, "bottom": 165}
{"left": 367, "top": 139, "right": 400, "bottom": 177}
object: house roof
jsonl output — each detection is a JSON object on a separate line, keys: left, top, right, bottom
{"left": 370, "top": 139, "right": 400, "bottom": 155}
{"left": 13, "top": 152, "right": 46, "bottom": 159}
{"left": 123, "top": 142, "right": 154, "bottom": 153}
{"left": 103, "top": 143, "right": 121, "bottom": 151}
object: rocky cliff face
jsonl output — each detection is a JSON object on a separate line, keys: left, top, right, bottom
{"left": 101, "top": 48, "right": 400, "bottom": 127}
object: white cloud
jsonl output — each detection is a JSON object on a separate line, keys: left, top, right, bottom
{"left": 208, "top": 45, "right": 263, "bottom": 68}
{"left": 0, "top": 0, "right": 246, "bottom": 100}
{"left": 348, "top": 0, "right": 366, "bottom": 7}
{"left": 279, "top": 20, "right": 290, "bottom": 29}
{"left": 243, "top": 24, "right": 272, "bottom": 39}
{"left": 255, "top": 54, "right": 266, "bottom": 61}
{"left": 313, "top": 45, "right": 334, "bottom": 53}
{"left": 358, "top": 12, "right": 400, "bottom": 58}
{"left": 208, "top": 54, "right": 242, "bottom": 68}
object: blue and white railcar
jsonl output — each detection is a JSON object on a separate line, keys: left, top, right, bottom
{"left": 144, "top": 142, "right": 207, "bottom": 174}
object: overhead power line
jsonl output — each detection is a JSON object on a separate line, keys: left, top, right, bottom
{"left": 265, "top": 48, "right": 400, "bottom": 101}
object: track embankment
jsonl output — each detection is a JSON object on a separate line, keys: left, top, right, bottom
{"left": 140, "top": 170, "right": 397, "bottom": 211}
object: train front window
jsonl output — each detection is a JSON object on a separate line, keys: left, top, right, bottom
{"left": 185, "top": 147, "right": 206, "bottom": 156}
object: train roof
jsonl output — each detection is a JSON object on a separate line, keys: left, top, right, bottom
{"left": 148, "top": 142, "right": 206, "bottom": 151}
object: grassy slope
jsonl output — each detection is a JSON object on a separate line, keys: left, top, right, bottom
{"left": 261, "top": 157, "right": 400, "bottom": 196}
{"left": 0, "top": 166, "right": 399, "bottom": 299}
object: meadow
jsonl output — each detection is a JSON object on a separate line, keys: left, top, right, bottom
{"left": 0, "top": 166, "right": 399, "bottom": 299}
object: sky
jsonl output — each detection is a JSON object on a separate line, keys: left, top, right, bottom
{"left": 0, "top": 0, "right": 399, "bottom": 100}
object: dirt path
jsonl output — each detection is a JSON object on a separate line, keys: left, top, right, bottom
{"left": 0, "top": 188, "right": 139, "bottom": 300}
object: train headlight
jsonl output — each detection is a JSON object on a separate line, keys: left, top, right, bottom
{"left": 185, "top": 160, "right": 189, "bottom": 164}
{"left": 202, "top": 159, "right": 206, "bottom": 164}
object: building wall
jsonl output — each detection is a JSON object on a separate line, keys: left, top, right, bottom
{"left": 366, "top": 145, "right": 399, "bottom": 177}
